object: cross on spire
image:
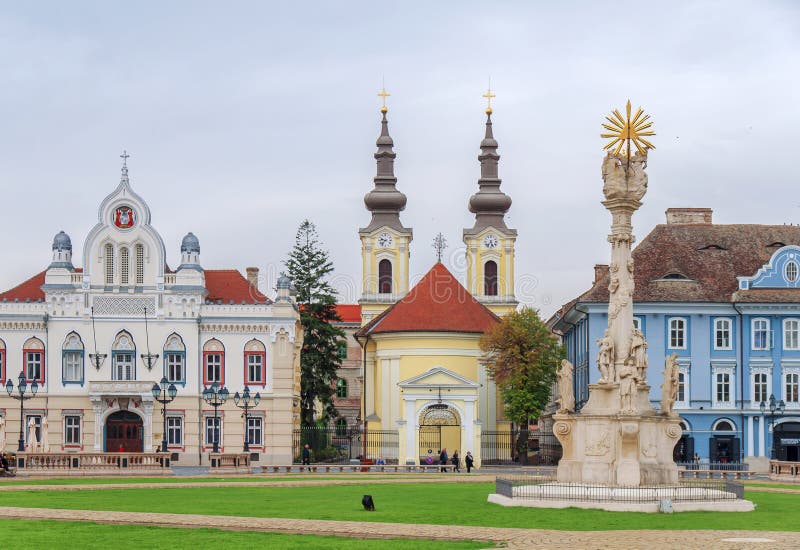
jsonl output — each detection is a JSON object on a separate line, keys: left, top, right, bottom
{"left": 482, "top": 80, "right": 496, "bottom": 115}
{"left": 120, "top": 149, "right": 130, "bottom": 166}
{"left": 377, "top": 85, "right": 390, "bottom": 114}
{"left": 432, "top": 232, "right": 448, "bottom": 263}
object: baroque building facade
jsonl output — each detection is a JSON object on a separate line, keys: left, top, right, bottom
{"left": 549, "top": 208, "right": 800, "bottom": 471}
{"left": 0, "top": 159, "right": 302, "bottom": 465}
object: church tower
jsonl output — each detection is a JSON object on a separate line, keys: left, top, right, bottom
{"left": 359, "top": 94, "right": 413, "bottom": 324}
{"left": 463, "top": 95, "right": 518, "bottom": 316}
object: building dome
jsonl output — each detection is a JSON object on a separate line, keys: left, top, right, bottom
{"left": 277, "top": 273, "right": 292, "bottom": 290}
{"left": 181, "top": 232, "right": 200, "bottom": 254}
{"left": 52, "top": 231, "right": 72, "bottom": 252}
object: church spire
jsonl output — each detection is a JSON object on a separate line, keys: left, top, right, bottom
{"left": 362, "top": 91, "right": 409, "bottom": 233}
{"left": 467, "top": 90, "right": 513, "bottom": 234}
{"left": 120, "top": 149, "right": 131, "bottom": 186}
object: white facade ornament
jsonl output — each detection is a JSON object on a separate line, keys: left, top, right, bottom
{"left": 556, "top": 359, "right": 575, "bottom": 413}
{"left": 660, "top": 353, "right": 680, "bottom": 416}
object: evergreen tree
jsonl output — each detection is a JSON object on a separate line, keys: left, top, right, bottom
{"left": 285, "top": 220, "right": 344, "bottom": 428}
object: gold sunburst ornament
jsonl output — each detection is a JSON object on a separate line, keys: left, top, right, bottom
{"left": 601, "top": 100, "right": 655, "bottom": 157}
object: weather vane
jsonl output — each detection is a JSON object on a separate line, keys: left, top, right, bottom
{"left": 432, "top": 233, "right": 447, "bottom": 262}
{"left": 601, "top": 100, "right": 655, "bottom": 158}
{"left": 377, "top": 83, "right": 390, "bottom": 114}
{"left": 482, "top": 79, "right": 496, "bottom": 115}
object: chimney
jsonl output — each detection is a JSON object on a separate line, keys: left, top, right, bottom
{"left": 246, "top": 267, "right": 259, "bottom": 289}
{"left": 594, "top": 264, "right": 609, "bottom": 284}
{"left": 665, "top": 208, "right": 713, "bottom": 225}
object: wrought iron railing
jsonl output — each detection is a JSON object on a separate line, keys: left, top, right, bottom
{"left": 482, "top": 427, "right": 561, "bottom": 465}
{"left": 292, "top": 426, "right": 399, "bottom": 464}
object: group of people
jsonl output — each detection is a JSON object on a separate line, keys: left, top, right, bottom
{"left": 433, "top": 449, "right": 474, "bottom": 473}
{"left": 0, "top": 453, "right": 14, "bottom": 476}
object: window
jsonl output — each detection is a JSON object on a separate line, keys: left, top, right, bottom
{"left": 676, "top": 372, "right": 685, "bottom": 403}
{"left": 714, "top": 420, "right": 735, "bottom": 432}
{"left": 205, "top": 416, "right": 221, "bottom": 447}
{"left": 203, "top": 340, "right": 225, "bottom": 385}
{"left": 337, "top": 341, "right": 348, "bottom": 360}
{"left": 244, "top": 340, "right": 266, "bottom": 386}
{"left": 754, "top": 372, "right": 768, "bottom": 404}
{"left": 668, "top": 318, "right": 686, "bottom": 349}
{"left": 715, "top": 372, "right": 731, "bottom": 404}
{"left": 714, "top": 318, "right": 732, "bottom": 350}
{"left": 378, "top": 259, "right": 392, "bottom": 294}
{"left": 167, "top": 416, "right": 183, "bottom": 446}
{"left": 484, "top": 260, "right": 498, "bottom": 296}
{"left": 104, "top": 243, "right": 114, "bottom": 284}
{"left": 786, "top": 373, "right": 799, "bottom": 404}
{"left": 113, "top": 353, "right": 134, "bottom": 380}
{"left": 112, "top": 332, "right": 135, "bottom": 380}
{"left": 62, "top": 332, "right": 84, "bottom": 384}
{"left": 336, "top": 378, "right": 348, "bottom": 398}
{"left": 247, "top": 417, "right": 263, "bottom": 447}
{"left": 23, "top": 337, "right": 45, "bottom": 383}
{"left": 752, "top": 318, "right": 770, "bottom": 350}
{"left": 120, "top": 247, "right": 129, "bottom": 285}
{"left": 632, "top": 317, "right": 641, "bottom": 331}
{"left": 135, "top": 244, "right": 145, "bottom": 284}
{"left": 335, "top": 417, "right": 348, "bottom": 436}
{"left": 0, "top": 339, "right": 6, "bottom": 383}
{"left": 786, "top": 260, "right": 799, "bottom": 283}
{"left": 163, "top": 334, "right": 186, "bottom": 384}
{"left": 785, "top": 319, "right": 800, "bottom": 350}
{"left": 64, "top": 416, "right": 81, "bottom": 446}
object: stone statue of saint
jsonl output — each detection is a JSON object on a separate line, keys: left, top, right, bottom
{"left": 629, "top": 328, "right": 648, "bottom": 383}
{"left": 601, "top": 151, "right": 648, "bottom": 202}
{"left": 596, "top": 329, "right": 615, "bottom": 384}
{"left": 660, "top": 353, "right": 680, "bottom": 416}
{"left": 557, "top": 359, "right": 575, "bottom": 413}
{"left": 619, "top": 357, "right": 639, "bottom": 413}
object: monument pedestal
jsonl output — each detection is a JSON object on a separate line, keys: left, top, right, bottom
{"left": 554, "top": 384, "right": 681, "bottom": 486}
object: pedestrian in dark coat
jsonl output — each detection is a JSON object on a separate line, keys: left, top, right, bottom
{"left": 439, "top": 448, "right": 448, "bottom": 472}
{"left": 465, "top": 451, "right": 474, "bottom": 473}
{"left": 451, "top": 450, "right": 460, "bottom": 472}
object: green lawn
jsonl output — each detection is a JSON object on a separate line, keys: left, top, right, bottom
{"left": 0, "top": 519, "right": 489, "bottom": 549}
{"left": 0, "top": 482, "right": 795, "bottom": 531}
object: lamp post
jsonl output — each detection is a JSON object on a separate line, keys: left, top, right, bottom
{"left": 5, "top": 371, "right": 38, "bottom": 452}
{"left": 202, "top": 382, "right": 229, "bottom": 453}
{"left": 760, "top": 393, "right": 786, "bottom": 459}
{"left": 233, "top": 387, "right": 260, "bottom": 452}
{"left": 151, "top": 376, "right": 178, "bottom": 453}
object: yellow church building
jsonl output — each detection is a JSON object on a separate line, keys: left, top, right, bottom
{"left": 353, "top": 99, "right": 518, "bottom": 467}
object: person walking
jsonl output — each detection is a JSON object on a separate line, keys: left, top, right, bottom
{"left": 302, "top": 443, "right": 311, "bottom": 465}
{"left": 439, "top": 448, "right": 448, "bottom": 472}
{"left": 465, "top": 451, "right": 474, "bottom": 473}
{"left": 451, "top": 450, "right": 460, "bottom": 472}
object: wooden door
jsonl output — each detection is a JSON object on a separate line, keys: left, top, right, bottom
{"left": 106, "top": 411, "right": 143, "bottom": 452}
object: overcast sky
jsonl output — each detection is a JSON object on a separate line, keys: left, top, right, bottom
{"left": 1, "top": 1, "right": 798, "bottom": 317}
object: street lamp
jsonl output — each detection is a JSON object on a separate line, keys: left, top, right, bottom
{"left": 151, "top": 376, "right": 178, "bottom": 453}
{"left": 760, "top": 393, "right": 786, "bottom": 459}
{"left": 233, "top": 387, "right": 260, "bottom": 452}
{"left": 5, "top": 371, "right": 38, "bottom": 452}
{"left": 202, "top": 382, "right": 229, "bottom": 453}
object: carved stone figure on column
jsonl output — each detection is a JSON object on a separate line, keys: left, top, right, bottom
{"left": 596, "top": 329, "right": 615, "bottom": 384}
{"left": 557, "top": 359, "right": 575, "bottom": 413}
{"left": 619, "top": 357, "right": 639, "bottom": 413}
{"left": 661, "top": 353, "right": 680, "bottom": 416}
{"left": 629, "top": 328, "right": 648, "bottom": 383}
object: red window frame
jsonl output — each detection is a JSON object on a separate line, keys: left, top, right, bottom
{"left": 202, "top": 350, "right": 225, "bottom": 386}
{"left": 244, "top": 351, "right": 266, "bottom": 386}
{"left": 23, "top": 348, "right": 45, "bottom": 384}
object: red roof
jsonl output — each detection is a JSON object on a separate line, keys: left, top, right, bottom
{"left": 357, "top": 263, "right": 498, "bottom": 336}
{"left": 335, "top": 304, "right": 362, "bottom": 323}
{"left": 0, "top": 268, "right": 268, "bottom": 305}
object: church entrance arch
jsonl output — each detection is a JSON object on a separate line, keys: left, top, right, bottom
{"left": 105, "top": 410, "right": 143, "bottom": 452}
{"left": 418, "top": 405, "right": 461, "bottom": 464}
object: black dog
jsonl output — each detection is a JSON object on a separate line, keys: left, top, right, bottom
{"left": 361, "top": 494, "right": 375, "bottom": 511}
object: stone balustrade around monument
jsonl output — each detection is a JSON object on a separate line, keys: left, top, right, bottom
{"left": 769, "top": 459, "right": 800, "bottom": 482}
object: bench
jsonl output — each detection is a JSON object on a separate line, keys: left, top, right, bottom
{"left": 265, "top": 464, "right": 459, "bottom": 473}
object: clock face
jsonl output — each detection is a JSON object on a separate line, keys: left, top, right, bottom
{"left": 483, "top": 234, "right": 499, "bottom": 249}
{"left": 377, "top": 232, "right": 394, "bottom": 248}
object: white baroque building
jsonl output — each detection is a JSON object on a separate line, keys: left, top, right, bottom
{"left": 0, "top": 158, "right": 301, "bottom": 465}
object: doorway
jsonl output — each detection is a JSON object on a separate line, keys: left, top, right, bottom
{"left": 106, "top": 410, "right": 143, "bottom": 452}
{"left": 418, "top": 405, "right": 461, "bottom": 464}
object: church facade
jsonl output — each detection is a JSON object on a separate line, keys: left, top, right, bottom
{"left": 352, "top": 102, "right": 518, "bottom": 466}
{"left": 0, "top": 158, "right": 301, "bottom": 465}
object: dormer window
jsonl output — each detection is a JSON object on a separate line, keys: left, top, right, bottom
{"left": 786, "top": 260, "right": 799, "bottom": 283}
{"left": 768, "top": 242, "right": 786, "bottom": 248}
{"left": 698, "top": 244, "right": 727, "bottom": 251}
{"left": 662, "top": 272, "right": 689, "bottom": 280}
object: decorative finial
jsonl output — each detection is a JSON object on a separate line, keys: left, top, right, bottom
{"left": 378, "top": 83, "right": 390, "bottom": 114}
{"left": 482, "top": 79, "right": 496, "bottom": 115}
{"left": 120, "top": 149, "right": 130, "bottom": 181}
{"left": 601, "top": 100, "right": 656, "bottom": 157}
{"left": 432, "top": 233, "right": 447, "bottom": 262}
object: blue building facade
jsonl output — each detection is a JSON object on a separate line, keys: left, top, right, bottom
{"left": 549, "top": 209, "right": 800, "bottom": 470}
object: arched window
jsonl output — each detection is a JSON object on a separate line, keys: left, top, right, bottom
{"left": 244, "top": 339, "right": 266, "bottom": 386}
{"left": 62, "top": 332, "right": 84, "bottom": 384}
{"left": 378, "top": 259, "right": 392, "bottom": 294}
{"left": 335, "top": 417, "right": 348, "bottom": 436}
{"left": 104, "top": 244, "right": 115, "bottom": 285}
{"left": 135, "top": 244, "right": 145, "bottom": 284}
{"left": 120, "top": 247, "right": 130, "bottom": 285}
{"left": 112, "top": 331, "right": 136, "bottom": 381}
{"left": 164, "top": 334, "right": 186, "bottom": 384}
{"left": 23, "top": 337, "right": 45, "bottom": 383}
{"left": 484, "top": 260, "right": 498, "bottom": 296}
{"left": 0, "top": 338, "right": 5, "bottom": 384}
{"left": 336, "top": 378, "right": 348, "bottom": 398}
{"left": 203, "top": 339, "right": 225, "bottom": 385}
{"left": 713, "top": 419, "right": 735, "bottom": 432}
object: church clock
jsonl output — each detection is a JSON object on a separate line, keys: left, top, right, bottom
{"left": 377, "top": 232, "right": 394, "bottom": 248}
